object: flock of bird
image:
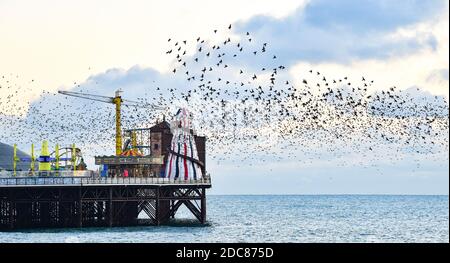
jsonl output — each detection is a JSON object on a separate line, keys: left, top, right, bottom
{"left": 0, "top": 24, "right": 448, "bottom": 170}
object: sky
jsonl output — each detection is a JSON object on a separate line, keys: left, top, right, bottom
{"left": 0, "top": 0, "right": 448, "bottom": 194}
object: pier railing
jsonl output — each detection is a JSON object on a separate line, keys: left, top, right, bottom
{"left": 82, "top": 176, "right": 211, "bottom": 186}
{"left": 0, "top": 172, "right": 211, "bottom": 186}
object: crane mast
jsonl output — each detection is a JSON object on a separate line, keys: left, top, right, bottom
{"left": 112, "top": 90, "right": 122, "bottom": 155}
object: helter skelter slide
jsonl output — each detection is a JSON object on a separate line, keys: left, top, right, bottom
{"left": 165, "top": 108, "right": 204, "bottom": 181}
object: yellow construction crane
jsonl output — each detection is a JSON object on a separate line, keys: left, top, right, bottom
{"left": 58, "top": 89, "right": 164, "bottom": 156}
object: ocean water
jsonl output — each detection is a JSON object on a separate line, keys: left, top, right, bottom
{"left": 0, "top": 195, "right": 448, "bottom": 243}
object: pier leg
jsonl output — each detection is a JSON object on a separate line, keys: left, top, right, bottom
{"left": 96, "top": 201, "right": 103, "bottom": 224}
{"left": 9, "top": 190, "right": 14, "bottom": 229}
{"left": 58, "top": 188, "right": 63, "bottom": 227}
{"left": 200, "top": 188, "right": 206, "bottom": 224}
{"left": 155, "top": 187, "right": 160, "bottom": 226}
{"left": 77, "top": 188, "right": 82, "bottom": 228}
{"left": 170, "top": 200, "right": 175, "bottom": 218}
{"left": 108, "top": 187, "right": 113, "bottom": 227}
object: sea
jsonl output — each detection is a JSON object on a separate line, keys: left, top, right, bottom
{"left": 0, "top": 195, "right": 448, "bottom": 243}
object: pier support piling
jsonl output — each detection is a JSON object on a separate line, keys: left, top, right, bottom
{"left": 201, "top": 188, "right": 206, "bottom": 224}
{"left": 108, "top": 187, "right": 113, "bottom": 227}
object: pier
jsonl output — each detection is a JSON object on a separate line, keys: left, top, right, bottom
{"left": 0, "top": 174, "right": 211, "bottom": 230}
{"left": 0, "top": 107, "right": 211, "bottom": 230}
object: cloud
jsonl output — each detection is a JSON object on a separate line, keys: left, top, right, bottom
{"left": 233, "top": 0, "right": 446, "bottom": 66}
{"left": 302, "top": 0, "right": 443, "bottom": 32}
{"left": 427, "top": 68, "right": 449, "bottom": 83}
